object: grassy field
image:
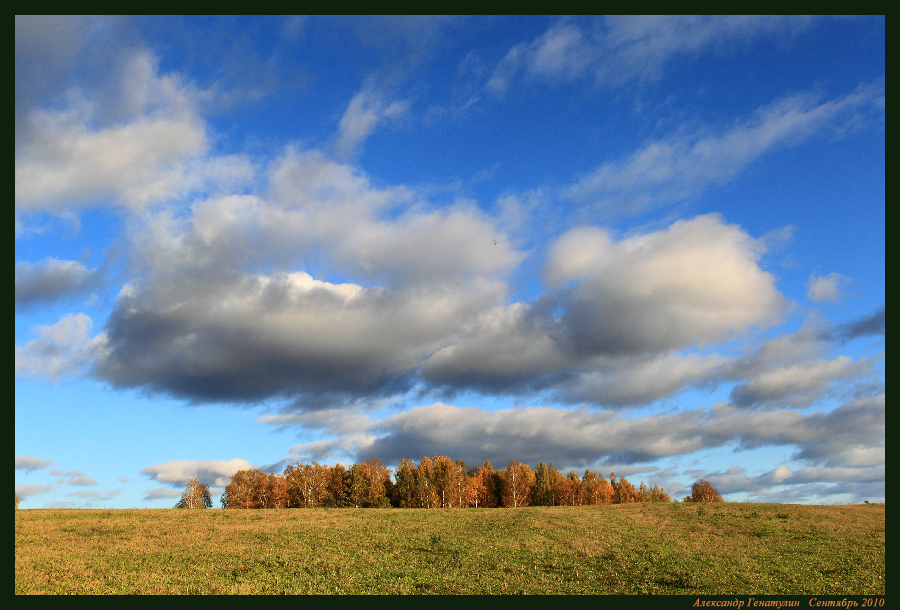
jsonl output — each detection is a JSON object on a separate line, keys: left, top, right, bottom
{"left": 15, "top": 502, "right": 884, "bottom": 595}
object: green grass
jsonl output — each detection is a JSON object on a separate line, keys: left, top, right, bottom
{"left": 15, "top": 502, "right": 885, "bottom": 594}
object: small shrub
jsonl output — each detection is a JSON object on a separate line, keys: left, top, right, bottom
{"left": 690, "top": 480, "right": 724, "bottom": 503}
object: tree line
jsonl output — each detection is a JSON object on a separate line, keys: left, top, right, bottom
{"left": 199, "top": 457, "right": 682, "bottom": 510}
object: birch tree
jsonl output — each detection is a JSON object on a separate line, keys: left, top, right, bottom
{"left": 284, "top": 462, "right": 331, "bottom": 508}
{"left": 175, "top": 477, "right": 212, "bottom": 509}
{"left": 501, "top": 460, "right": 533, "bottom": 508}
{"left": 416, "top": 456, "right": 439, "bottom": 508}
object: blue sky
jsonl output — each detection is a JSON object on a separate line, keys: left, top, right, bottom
{"left": 15, "top": 16, "right": 884, "bottom": 508}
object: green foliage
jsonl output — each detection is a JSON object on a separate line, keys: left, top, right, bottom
{"left": 532, "top": 463, "right": 552, "bottom": 506}
{"left": 392, "top": 459, "right": 417, "bottom": 507}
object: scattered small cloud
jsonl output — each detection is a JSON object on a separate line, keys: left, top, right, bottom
{"left": 807, "top": 272, "right": 851, "bottom": 303}
{"left": 15, "top": 483, "right": 55, "bottom": 498}
{"left": 66, "top": 488, "right": 123, "bottom": 501}
{"left": 140, "top": 458, "right": 255, "bottom": 488}
{"left": 833, "top": 305, "right": 885, "bottom": 341}
{"left": 15, "top": 258, "right": 101, "bottom": 309}
{"left": 568, "top": 84, "right": 884, "bottom": 218}
{"left": 334, "top": 86, "right": 410, "bottom": 159}
{"left": 488, "top": 16, "right": 818, "bottom": 93}
{"left": 142, "top": 487, "right": 183, "bottom": 501}
{"left": 15, "top": 313, "right": 106, "bottom": 382}
{"left": 15, "top": 455, "right": 54, "bottom": 472}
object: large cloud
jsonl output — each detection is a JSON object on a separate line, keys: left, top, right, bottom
{"left": 15, "top": 111, "right": 206, "bottom": 211}
{"left": 420, "top": 301, "right": 572, "bottom": 395}
{"left": 693, "top": 463, "right": 884, "bottom": 503}
{"left": 15, "top": 15, "right": 94, "bottom": 144}
{"left": 92, "top": 151, "right": 521, "bottom": 405}
{"left": 359, "top": 391, "right": 883, "bottom": 473}
{"left": 553, "top": 352, "right": 726, "bottom": 407}
{"left": 90, "top": 203, "right": 797, "bottom": 409}
{"left": 98, "top": 273, "right": 487, "bottom": 404}
{"left": 729, "top": 355, "right": 875, "bottom": 408}
{"left": 707, "top": 394, "right": 884, "bottom": 468}
{"left": 422, "top": 214, "right": 786, "bottom": 398}
{"left": 546, "top": 214, "right": 786, "bottom": 356}
{"left": 15, "top": 41, "right": 254, "bottom": 218}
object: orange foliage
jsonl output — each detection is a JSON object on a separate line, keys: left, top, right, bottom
{"left": 690, "top": 479, "right": 724, "bottom": 503}
{"left": 221, "top": 458, "right": 672, "bottom": 509}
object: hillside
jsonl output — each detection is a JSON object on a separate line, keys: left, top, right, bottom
{"left": 15, "top": 502, "right": 884, "bottom": 595}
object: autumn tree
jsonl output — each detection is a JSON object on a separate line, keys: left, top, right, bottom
{"left": 615, "top": 475, "right": 636, "bottom": 503}
{"left": 563, "top": 471, "right": 582, "bottom": 506}
{"left": 348, "top": 463, "right": 368, "bottom": 508}
{"left": 347, "top": 459, "right": 390, "bottom": 508}
{"left": 548, "top": 464, "right": 567, "bottom": 506}
{"left": 531, "top": 462, "right": 552, "bottom": 506}
{"left": 480, "top": 461, "right": 501, "bottom": 508}
{"left": 650, "top": 484, "right": 671, "bottom": 503}
{"left": 222, "top": 469, "right": 260, "bottom": 508}
{"left": 325, "top": 464, "right": 351, "bottom": 507}
{"left": 453, "top": 460, "right": 468, "bottom": 508}
{"left": 501, "top": 460, "right": 534, "bottom": 508}
{"left": 284, "top": 462, "right": 331, "bottom": 508}
{"left": 263, "top": 473, "right": 289, "bottom": 508}
{"left": 15, "top": 493, "right": 20, "bottom": 510}
{"left": 368, "top": 459, "right": 392, "bottom": 505}
{"left": 222, "top": 469, "right": 287, "bottom": 509}
{"left": 416, "top": 456, "right": 439, "bottom": 508}
{"left": 467, "top": 468, "right": 487, "bottom": 507}
{"left": 392, "top": 458, "right": 418, "bottom": 508}
{"left": 690, "top": 479, "right": 724, "bottom": 503}
{"left": 432, "top": 455, "right": 459, "bottom": 508}
{"left": 175, "top": 477, "right": 212, "bottom": 509}
{"left": 581, "top": 470, "right": 611, "bottom": 505}
{"left": 637, "top": 481, "right": 650, "bottom": 503}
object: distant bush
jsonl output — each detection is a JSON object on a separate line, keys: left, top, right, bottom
{"left": 688, "top": 480, "right": 724, "bottom": 503}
